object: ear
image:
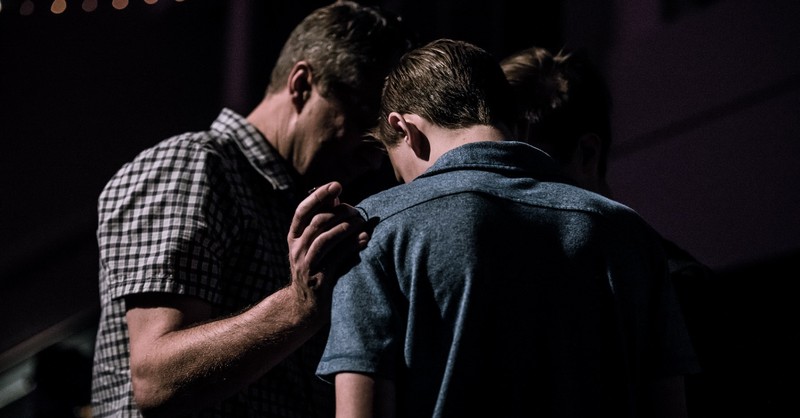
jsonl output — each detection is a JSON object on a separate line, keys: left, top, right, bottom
{"left": 389, "top": 113, "right": 430, "bottom": 161}
{"left": 288, "top": 61, "right": 313, "bottom": 110}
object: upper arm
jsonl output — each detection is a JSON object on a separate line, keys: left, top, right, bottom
{"left": 334, "top": 373, "right": 395, "bottom": 418}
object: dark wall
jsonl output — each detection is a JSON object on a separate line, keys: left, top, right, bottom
{"left": 0, "top": 0, "right": 798, "bottom": 416}
{"left": 1, "top": 0, "right": 227, "bottom": 361}
{"left": 599, "top": 0, "right": 800, "bottom": 272}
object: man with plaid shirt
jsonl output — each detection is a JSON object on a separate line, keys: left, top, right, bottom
{"left": 90, "top": 2, "right": 416, "bottom": 417}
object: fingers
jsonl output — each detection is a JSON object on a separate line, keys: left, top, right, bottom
{"left": 320, "top": 229, "right": 371, "bottom": 279}
{"left": 303, "top": 204, "right": 369, "bottom": 273}
{"left": 289, "top": 181, "right": 343, "bottom": 240}
{"left": 287, "top": 192, "right": 372, "bottom": 304}
{"left": 288, "top": 181, "right": 373, "bottom": 284}
{"left": 301, "top": 214, "right": 370, "bottom": 298}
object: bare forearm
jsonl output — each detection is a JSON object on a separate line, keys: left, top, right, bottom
{"left": 130, "top": 285, "right": 325, "bottom": 417}
{"left": 125, "top": 182, "right": 367, "bottom": 416}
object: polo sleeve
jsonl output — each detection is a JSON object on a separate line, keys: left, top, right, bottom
{"left": 316, "top": 240, "right": 401, "bottom": 383}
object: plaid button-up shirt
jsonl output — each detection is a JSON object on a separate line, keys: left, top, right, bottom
{"left": 91, "top": 109, "right": 333, "bottom": 417}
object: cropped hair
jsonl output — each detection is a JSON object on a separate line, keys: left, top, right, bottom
{"left": 500, "top": 46, "right": 613, "bottom": 178}
{"left": 268, "top": 1, "right": 417, "bottom": 130}
{"left": 372, "top": 38, "right": 517, "bottom": 147}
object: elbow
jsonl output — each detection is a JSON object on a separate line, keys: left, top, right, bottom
{"left": 130, "top": 365, "right": 174, "bottom": 418}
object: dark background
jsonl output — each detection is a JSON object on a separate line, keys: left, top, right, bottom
{"left": 1, "top": 0, "right": 798, "bottom": 416}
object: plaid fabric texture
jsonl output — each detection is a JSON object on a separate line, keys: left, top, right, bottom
{"left": 90, "top": 109, "right": 333, "bottom": 417}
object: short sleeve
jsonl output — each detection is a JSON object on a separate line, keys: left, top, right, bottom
{"left": 97, "top": 134, "right": 234, "bottom": 305}
{"left": 316, "top": 242, "right": 401, "bottom": 383}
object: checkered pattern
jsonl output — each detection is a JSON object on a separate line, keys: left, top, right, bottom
{"left": 90, "top": 109, "right": 333, "bottom": 417}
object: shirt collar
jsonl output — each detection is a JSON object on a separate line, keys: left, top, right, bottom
{"left": 211, "top": 108, "right": 296, "bottom": 192}
{"left": 420, "top": 140, "right": 563, "bottom": 182}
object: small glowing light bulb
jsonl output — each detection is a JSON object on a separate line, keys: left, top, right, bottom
{"left": 112, "top": 0, "right": 129, "bottom": 10}
{"left": 51, "top": 0, "right": 67, "bottom": 14}
{"left": 83, "top": 0, "right": 98, "bottom": 12}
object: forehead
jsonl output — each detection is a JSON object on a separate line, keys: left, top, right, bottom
{"left": 322, "top": 80, "right": 382, "bottom": 129}
{"left": 328, "top": 95, "right": 379, "bottom": 133}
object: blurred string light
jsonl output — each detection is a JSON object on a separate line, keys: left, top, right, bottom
{"left": 0, "top": 0, "right": 189, "bottom": 15}
{"left": 51, "top": 0, "right": 65, "bottom": 13}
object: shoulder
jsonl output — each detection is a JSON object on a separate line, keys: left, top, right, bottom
{"left": 119, "top": 129, "right": 228, "bottom": 174}
{"left": 120, "top": 108, "right": 250, "bottom": 172}
{"left": 355, "top": 176, "right": 464, "bottom": 224}
{"left": 99, "top": 129, "right": 233, "bottom": 204}
{"left": 139, "top": 130, "right": 226, "bottom": 164}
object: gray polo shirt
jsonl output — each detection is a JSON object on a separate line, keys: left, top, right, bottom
{"left": 317, "top": 140, "right": 698, "bottom": 418}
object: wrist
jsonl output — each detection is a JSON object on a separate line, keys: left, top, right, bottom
{"left": 284, "top": 283, "right": 328, "bottom": 326}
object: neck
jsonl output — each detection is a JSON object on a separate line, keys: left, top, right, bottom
{"left": 246, "top": 93, "right": 293, "bottom": 160}
{"left": 429, "top": 124, "right": 508, "bottom": 160}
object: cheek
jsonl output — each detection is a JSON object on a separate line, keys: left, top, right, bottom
{"left": 316, "top": 116, "right": 346, "bottom": 144}
{"left": 308, "top": 97, "right": 347, "bottom": 142}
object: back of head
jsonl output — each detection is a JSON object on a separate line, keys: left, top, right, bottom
{"left": 372, "top": 38, "right": 517, "bottom": 147}
{"left": 500, "top": 47, "right": 613, "bottom": 178}
{"left": 269, "top": 1, "right": 417, "bottom": 129}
